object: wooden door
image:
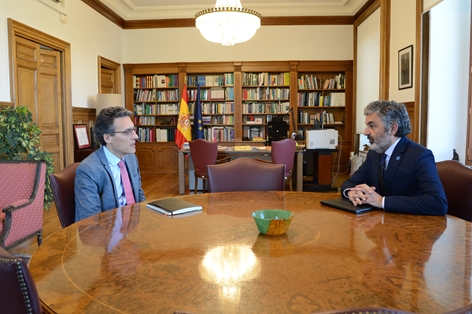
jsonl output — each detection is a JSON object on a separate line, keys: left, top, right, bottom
{"left": 14, "top": 36, "right": 64, "bottom": 171}
{"left": 100, "top": 67, "right": 116, "bottom": 93}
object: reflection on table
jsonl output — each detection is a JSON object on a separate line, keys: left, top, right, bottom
{"left": 29, "top": 192, "right": 472, "bottom": 314}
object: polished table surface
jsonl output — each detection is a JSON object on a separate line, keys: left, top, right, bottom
{"left": 30, "top": 192, "right": 472, "bottom": 314}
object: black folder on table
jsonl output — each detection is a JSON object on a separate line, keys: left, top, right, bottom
{"left": 320, "top": 198, "right": 374, "bottom": 214}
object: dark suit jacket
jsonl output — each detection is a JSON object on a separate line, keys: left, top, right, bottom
{"left": 75, "top": 146, "right": 146, "bottom": 222}
{"left": 341, "top": 137, "right": 447, "bottom": 215}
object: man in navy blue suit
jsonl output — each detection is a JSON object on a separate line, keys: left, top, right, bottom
{"left": 341, "top": 100, "right": 447, "bottom": 215}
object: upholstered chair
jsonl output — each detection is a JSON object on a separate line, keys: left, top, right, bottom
{"left": 207, "top": 157, "right": 285, "bottom": 192}
{"left": 436, "top": 160, "right": 472, "bottom": 222}
{"left": 257, "top": 138, "right": 296, "bottom": 190}
{"left": 50, "top": 162, "right": 80, "bottom": 228}
{"left": 189, "top": 139, "right": 230, "bottom": 194}
{"left": 0, "top": 243, "right": 42, "bottom": 313}
{"left": 0, "top": 160, "right": 46, "bottom": 249}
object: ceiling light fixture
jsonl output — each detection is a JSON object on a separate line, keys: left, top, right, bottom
{"left": 195, "top": 0, "right": 261, "bottom": 46}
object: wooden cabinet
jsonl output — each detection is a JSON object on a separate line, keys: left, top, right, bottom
{"left": 124, "top": 61, "right": 353, "bottom": 174}
{"left": 134, "top": 142, "right": 178, "bottom": 173}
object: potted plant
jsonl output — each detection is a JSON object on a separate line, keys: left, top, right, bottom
{"left": 0, "top": 105, "right": 54, "bottom": 210}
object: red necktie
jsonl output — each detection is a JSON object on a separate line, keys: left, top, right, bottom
{"left": 118, "top": 160, "right": 136, "bottom": 205}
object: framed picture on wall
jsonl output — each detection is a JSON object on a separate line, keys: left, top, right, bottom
{"left": 73, "top": 124, "right": 91, "bottom": 149}
{"left": 398, "top": 45, "right": 413, "bottom": 90}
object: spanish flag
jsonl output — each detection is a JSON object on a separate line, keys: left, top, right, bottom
{"left": 175, "top": 84, "right": 192, "bottom": 149}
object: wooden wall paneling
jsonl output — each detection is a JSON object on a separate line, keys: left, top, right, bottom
{"left": 0, "top": 101, "right": 14, "bottom": 108}
{"left": 404, "top": 101, "right": 415, "bottom": 141}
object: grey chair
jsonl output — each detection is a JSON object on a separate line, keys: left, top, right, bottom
{"left": 436, "top": 160, "right": 472, "bottom": 222}
{"left": 207, "top": 157, "right": 285, "bottom": 192}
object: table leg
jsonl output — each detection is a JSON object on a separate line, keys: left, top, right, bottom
{"left": 178, "top": 152, "right": 185, "bottom": 195}
{"left": 296, "top": 151, "right": 303, "bottom": 192}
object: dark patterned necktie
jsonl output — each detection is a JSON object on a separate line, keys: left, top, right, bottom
{"left": 378, "top": 154, "right": 387, "bottom": 195}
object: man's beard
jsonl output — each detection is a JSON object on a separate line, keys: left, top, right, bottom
{"left": 368, "top": 131, "right": 392, "bottom": 154}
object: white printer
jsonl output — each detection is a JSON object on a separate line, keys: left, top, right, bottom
{"left": 305, "top": 129, "right": 338, "bottom": 149}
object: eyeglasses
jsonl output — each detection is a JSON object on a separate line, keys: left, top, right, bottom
{"left": 114, "top": 126, "right": 137, "bottom": 137}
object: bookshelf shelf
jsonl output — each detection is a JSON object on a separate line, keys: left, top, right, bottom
{"left": 124, "top": 60, "right": 353, "bottom": 173}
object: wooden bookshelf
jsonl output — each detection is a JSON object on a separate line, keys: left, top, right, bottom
{"left": 124, "top": 61, "right": 353, "bottom": 174}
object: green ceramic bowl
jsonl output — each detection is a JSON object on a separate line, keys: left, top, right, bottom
{"left": 252, "top": 209, "right": 295, "bottom": 236}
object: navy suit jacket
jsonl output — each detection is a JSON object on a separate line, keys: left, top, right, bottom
{"left": 75, "top": 146, "right": 146, "bottom": 222}
{"left": 341, "top": 137, "right": 447, "bottom": 215}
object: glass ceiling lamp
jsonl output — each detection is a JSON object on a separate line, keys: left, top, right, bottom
{"left": 195, "top": 0, "right": 262, "bottom": 46}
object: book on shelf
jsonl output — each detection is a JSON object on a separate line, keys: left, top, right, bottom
{"left": 146, "top": 198, "right": 203, "bottom": 216}
{"left": 210, "top": 88, "right": 225, "bottom": 100}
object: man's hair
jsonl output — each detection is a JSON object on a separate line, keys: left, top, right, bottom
{"left": 364, "top": 100, "right": 412, "bottom": 137}
{"left": 94, "top": 106, "right": 133, "bottom": 146}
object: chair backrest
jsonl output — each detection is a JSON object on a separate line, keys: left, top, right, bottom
{"left": 207, "top": 157, "right": 285, "bottom": 192}
{"left": 312, "top": 307, "right": 415, "bottom": 314}
{"left": 189, "top": 139, "right": 218, "bottom": 174}
{"left": 0, "top": 160, "right": 46, "bottom": 249}
{"left": 271, "top": 138, "right": 296, "bottom": 174}
{"left": 50, "top": 162, "right": 80, "bottom": 228}
{"left": 436, "top": 160, "right": 472, "bottom": 222}
{"left": 0, "top": 246, "right": 42, "bottom": 314}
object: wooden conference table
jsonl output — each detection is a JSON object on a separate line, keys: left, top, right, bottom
{"left": 177, "top": 146, "right": 305, "bottom": 194}
{"left": 30, "top": 192, "right": 472, "bottom": 314}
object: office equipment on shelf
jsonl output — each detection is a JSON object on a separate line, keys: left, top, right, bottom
{"left": 267, "top": 115, "right": 288, "bottom": 145}
{"left": 306, "top": 129, "right": 338, "bottom": 149}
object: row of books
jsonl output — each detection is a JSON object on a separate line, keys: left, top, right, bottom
{"left": 187, "top": 87, "right": 234, "bottom": 101}
{"left": 297, "top": 74, "right": 346, "bottom": 90}
{"left": 188, "top": 102, "right": 234, "bottom": 115}
{"left": 134, "top": 89, "right": 179, "bottom": 102}
{"left": 134, "top": 116, "right": 177, "bottom": 126}
{"left": 298, "top": 111, "right": 341, "bottom": 125}
{"left": 202, "top": 126, "right": 235, "bottom": 142}
{"left": 133, "top": 73, "right": 344, "bottom": 90}
{"left": 187, "top": 73, "right": 235, "bottom": 87}
{"left": 242, "top": 101, "right": 290, "bottom": 114}
{"left": 201, "top": 115, "right": 234, "bottom": 125}
{"left": 242, "top": 72, "right": 290, "bottom": 86}
{"left": 134, "top": 103, "right": 178, "bottom": 115}
{"left": 137, "top": 127, "right": 176, "bottom": 142}
{"left": 133, "top": 75, "right": 179, "bottom": 88}
{"left": 242, "top": 87, "right": 290, "bottom": 101}
{"left": 298, "top": 92, "right": 345, "bottom": 107}
{"left": 324, "top": 74, "right": 346, "bottom": 89}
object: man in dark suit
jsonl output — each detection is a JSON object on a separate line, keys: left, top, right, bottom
{"left": 341, "top": 100, "right": 447, "bottom": 215}
{"left": 75, "top": 106, "right": 146, "bottom": 222}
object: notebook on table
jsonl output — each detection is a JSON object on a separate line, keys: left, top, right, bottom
{"left": 320, "top": 198, "right": 375, "bottom": 214}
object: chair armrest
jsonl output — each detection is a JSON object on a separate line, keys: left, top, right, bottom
{"left": 216, "top": 156, "right": 231, "bottom": 164}
{"left": 2, "top": 199, "right": 32, "bottom": 213}
{"left": 254, "top": 158, "right": 272, "bottom": 164}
